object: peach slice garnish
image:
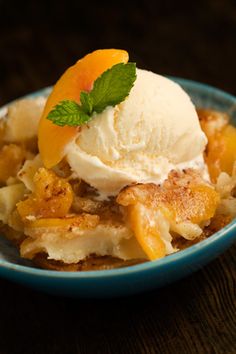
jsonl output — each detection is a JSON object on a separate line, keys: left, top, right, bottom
{"left": 38, "top": 49, "right": 129, "bottom": 168}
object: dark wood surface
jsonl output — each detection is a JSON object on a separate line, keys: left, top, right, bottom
{"left": 0, "top": 1, "right": 236, "bottom": 353}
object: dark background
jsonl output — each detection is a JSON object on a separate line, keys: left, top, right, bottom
{"left": 0, "top": 1, "right": 236, "bottom": 353}
{"left": 1, "top": 0, "right": 236, "bottom": 105}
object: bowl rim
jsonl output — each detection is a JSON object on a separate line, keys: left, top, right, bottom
{"left": 0, "top": 78, "right": 235, "bottom": 279}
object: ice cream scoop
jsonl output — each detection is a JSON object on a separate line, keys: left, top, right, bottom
{"left": 66, "top": 68, "right": 207, "bottom": 195}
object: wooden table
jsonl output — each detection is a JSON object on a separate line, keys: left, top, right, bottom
{"left": 0, "top": 1, "right": 235, "bottom": 353}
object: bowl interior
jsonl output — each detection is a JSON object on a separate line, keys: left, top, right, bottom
{"left": 0, "top": 79, "right": 236, "bottom": 273}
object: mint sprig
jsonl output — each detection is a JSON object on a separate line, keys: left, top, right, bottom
{"left": 46, "top": 100, "right": 90, "bottom": 127}
{"left": 47, "top": 62, "right": 136, "bottom": 127}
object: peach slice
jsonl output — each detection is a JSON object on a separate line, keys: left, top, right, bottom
{"left": 38, "top": 49, "right": 129, "bottom": 168}
{"left": 198, "top": 109, "right": 236, "bottom": 182}
{"left": 128, "top": 203, "right": 166, "bottom": 260}
{"left": 187, "top": 185, "right": 220, "bottom": 224}
{"left": 206, "top": 124, "right": 236, "bottom": 182}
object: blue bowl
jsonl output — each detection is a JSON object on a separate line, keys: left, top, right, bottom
{"left": 0, "top": 79, "right": 236, "bottom": 298}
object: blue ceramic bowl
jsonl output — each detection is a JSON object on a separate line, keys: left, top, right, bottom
{"left": 0, "top": 79, "right": 235, "bottom": 298}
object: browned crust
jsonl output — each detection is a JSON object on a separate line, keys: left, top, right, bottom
{"left": 33, "top": 253, "right": 146, "bottom": 271}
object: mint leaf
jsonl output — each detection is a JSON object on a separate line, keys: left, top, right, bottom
{"left": 80, "top": 92, "right": 93, "bottom": 115}
{"left": 90, "top": 62, "right": 136, "bottom": 113}
{"left": 47, "top": 62, "right": 136, "bottom": 127}
{"left": 47, "top": 100, "right": 90, "bottom": 127}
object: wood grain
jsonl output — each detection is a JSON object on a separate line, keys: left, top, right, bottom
{"left": 0, "top": 1, "right": 236, "bottom": 353}
{"left": 0, "top": 246, "right": 235, "bottom": 354}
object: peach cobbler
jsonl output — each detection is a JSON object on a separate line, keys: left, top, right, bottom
{"left": 0, "top": 49, "right": 235, "bottom": 271}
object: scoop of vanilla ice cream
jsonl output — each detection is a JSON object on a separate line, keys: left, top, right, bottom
{"left": 66, "top": 69, "right": 207, "bottom": 195}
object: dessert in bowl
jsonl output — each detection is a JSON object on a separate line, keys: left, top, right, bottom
{"left": 0, "top": 49, "right": 235, "bottom": 297}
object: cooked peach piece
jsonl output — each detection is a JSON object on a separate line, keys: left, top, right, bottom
{"left": 188, "top": 185, "right": 220, "bottom": 224}
{"left": 0, "top": 144, "right": 26, "bottom": 183}
{"left": 117, "top": 171, "right": 220, "bottom": 259}
{"left": 118, "top": 175, "right": 219, "bottom": 224}
{"left": 206, "top": 125, "right": 236, "bottom": 182}
{"left": 198, "top": 109, "right": 229, "bottom": 139}
{"left": 198, "top": 109, "right": 236, "bottom": 182}
{"left": 128, "top": 203, "right": 166, "bottom": 260}
{"left": 17, "top": 168, "right": 73, "bottom": 220}
{"left": 38, "top": 49, "right": 129, "bottom": 168}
